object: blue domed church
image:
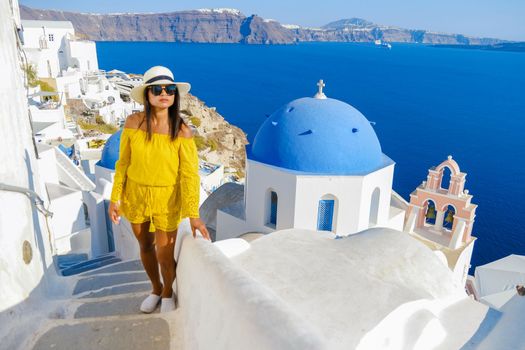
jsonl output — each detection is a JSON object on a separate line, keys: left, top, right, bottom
{"left": 215, "top": 81, "right": 406, "bottom": 241}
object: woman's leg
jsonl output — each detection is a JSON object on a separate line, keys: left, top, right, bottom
{"left": 154, "top": 228, "right": 178, "bottom": 298}
{"left": 131, "top": 222, "right": 162, "bottom": 295}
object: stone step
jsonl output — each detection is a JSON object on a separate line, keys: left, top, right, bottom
{"left": 56, "top": 253, "right": 89, "bottom": 269}
{"left": 80, "top": 260, "right": 143, "bottom": 277}
{"left": 73, "top": 272, "right": 149, "bottom": 295}
{"left": 74, "top": 294, "right": 157, "bottom": 318}
{"left": 30, "top": 259, "right": 185, "bottom": 350}
{"left": 32, "top": 318, "right": 170, "bottom": 350}
{"left": 62, "top": 257, "right": 122, "bottom": 276}
{"left": 79, "top": 282, "right": 151, "bottom": 299}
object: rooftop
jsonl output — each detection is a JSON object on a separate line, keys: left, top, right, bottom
{"left": 21, "top": 19, "right": 74, "bottom": 29}
{"left": 231, "top": 227, "right": 488, "bottom": 349}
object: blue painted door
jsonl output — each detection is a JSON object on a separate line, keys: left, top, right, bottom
{"left": 270, "top": 191, "right": 277, "bottom": 225}
{"left": 317, "top": 199, "right": 334, "bottom": 231}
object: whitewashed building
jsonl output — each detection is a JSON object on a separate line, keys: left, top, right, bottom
{"left": 81, "top": 71, "right": 132, "bottom": 125}
{"left": 21, "top": 19, "right": 99, "bottom": 110}
{"left": 21, "top": 20, "right": 98, "bottom": 78}
{"left": 21, "top": 19, "right": 134, "bottom": 130}
{"left": 215, "top": 82, "right": 406, "bottom": 241}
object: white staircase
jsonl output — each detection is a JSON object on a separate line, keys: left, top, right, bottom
{"left": 28, "top": 260, "right": 182, "bottom": 350}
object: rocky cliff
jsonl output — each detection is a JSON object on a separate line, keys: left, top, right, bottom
{"left": 290, "top": 17, "right": 501, "bottom": 45}
{"left": 181, "top": 93, "right": 248, "bottom": 180}
{"left": 20, "top": 6, "right": 503, "bottom": 45}
{"left": 20, "top": 7, "right": 292, "bottom": 44}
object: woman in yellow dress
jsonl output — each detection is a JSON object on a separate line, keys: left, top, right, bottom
{"left": 108, "top": 66, "right": 210, "bottom": 313}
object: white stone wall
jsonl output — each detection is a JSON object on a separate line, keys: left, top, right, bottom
{"left": 29, "top": 104, "right": 66, "bottom": 127}
{"left": 67, "top": 40, "right": 99, "bottom": 72}
{"left": 218, "top": 159, "right": 396, "bottom": 239}
{"left": 83, "top": 191, "right": 110, "bottom": 257}
{"left": 22, "top": 21, "right": 98, "bottom": 78}
{"left": 177, "top": 233, "right": 325, "bottom": 350}
{"left": 216, "top": 208, "right": 252, "bottom": 240}
{"left": 24, "top": 47, "right": 61, "bottom": 78}
{"left": 55, "top": 71, "right": 83, "bottom": 99}
{"left": 21, "top": 22, "right": 74, "bottom": 52}
{"left": 35, "top": 144, "right": 60, "bottom": 184}
{"left": 453, "top": 239, "right": 476, "bottom": 287}
{"left": 358, "top": 163, "right": 395, "bottom": 230}
{"left": 294, "top": 164, "right": 395, "bottom": 235}
{"left": 295, "top": 175, "right": 363, "bottom": 234}
{"left": 22, "top": 21, "right": 74, "bottom": 78}
{"left": 245, "top": 159, "right": 297, "bottom": 230}
{"left": 216, "top": 159, "right": 398, "bottom": 240}
{"left": 47, "top": 184, "right": 89, "bottom": 241}
{"left": 0, "top": 1, "right": 59, "bottom": 345}
{"left": 387, "top": 207, "right": 406, "bottom": 231}
{"left": 10, "top": 0, "right": 21, "bottom": 28}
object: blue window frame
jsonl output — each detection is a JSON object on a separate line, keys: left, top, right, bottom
{"left": 317, "top": 199, "right": 334, "bottom": 231}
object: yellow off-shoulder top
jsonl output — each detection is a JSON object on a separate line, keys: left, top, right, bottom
{"left": 110, "top": 127, "right": 200, "bottom": 220}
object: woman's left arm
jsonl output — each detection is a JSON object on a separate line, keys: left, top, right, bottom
{"left": 178, "top": 128, "right": 211, "bottom": 241}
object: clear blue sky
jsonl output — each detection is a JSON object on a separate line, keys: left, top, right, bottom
{"left": 20, "top": 0, "right": 525, "bottom": 41}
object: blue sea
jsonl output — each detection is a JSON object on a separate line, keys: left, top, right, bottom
{"left": 96, "top": 41, "right": 525, "bottom": 271}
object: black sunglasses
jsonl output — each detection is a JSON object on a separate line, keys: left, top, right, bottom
{"left": 148, "top": 84, "right": 177, "bottom": 96}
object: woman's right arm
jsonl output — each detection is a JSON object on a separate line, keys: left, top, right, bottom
{"left": 110, "top": 115, "right": 137, "bottom": 204}
{"left": 108, "top": 116, "right": 138, "bottom": 227}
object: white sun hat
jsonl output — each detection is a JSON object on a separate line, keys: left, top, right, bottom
{"left": 130, "top": 66, "right": 191, "bottom": 105}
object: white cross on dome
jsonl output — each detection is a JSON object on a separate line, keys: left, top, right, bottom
{"left": 314, "top": 79, "right": 327, "bottom": 99}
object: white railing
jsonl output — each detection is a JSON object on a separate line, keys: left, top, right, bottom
{"left": 54, "top": 147, "right": 95, "bottom": 191}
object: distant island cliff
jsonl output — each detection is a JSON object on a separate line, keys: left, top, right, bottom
{"left": 433, "top": 42, "right": 525, "bottom": 52}
{"left": 20, "top": 6, "right": 504, "bottom": 45}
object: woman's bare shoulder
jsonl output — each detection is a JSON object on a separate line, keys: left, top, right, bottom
{"left": 177, "top": 122, "right": 194, "bottom": 139}
{"left": 124, "top": 112, "right": 145, "bottom": 129}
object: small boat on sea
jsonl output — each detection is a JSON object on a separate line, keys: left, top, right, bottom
{"left": 374, "top": 39, "right": 392, "bottom": 49}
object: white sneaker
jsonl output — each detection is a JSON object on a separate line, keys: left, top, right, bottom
{"left": 160, "top": 296, "right": 176, "bottom": 313}
{"left": 140, "top": 294, "right": 161, "bottom": 313}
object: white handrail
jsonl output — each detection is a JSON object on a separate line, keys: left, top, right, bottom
{"left": 54, "top": 147, "right": 95, "bottom": 191}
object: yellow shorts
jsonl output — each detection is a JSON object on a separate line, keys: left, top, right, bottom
{"left": 120, "top": 177, "right": 181, "bottom": 232}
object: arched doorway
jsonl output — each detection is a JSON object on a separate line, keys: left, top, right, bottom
{"left": 266, "top": 190, "right": 278, "bottom": 228}
{"left": 369, "top": 188, "right": 380, "bottom": 226}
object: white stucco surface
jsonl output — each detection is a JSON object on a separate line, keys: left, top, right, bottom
{"left": 475, "top": 254, "right": 525, "bottom": 297}
{"left": 230, "top": 228, "right": 488, "bottom": 349}
{"left": 177, "top": 231, "right": 326, "bottom": 350}
{"left": 213, "top": 238, "right": 251, "bottom": 258}
{"left": 67, "top": 39, "right": 99, "bottom": 72}
{"left": 22, "top": 20, "right": 98, "bottom": 77}
{"left": 463, "top": 292, "right": 525, "bottom": 349}
{"left": 0, "top": 3, "right": 63, "bottom": 346}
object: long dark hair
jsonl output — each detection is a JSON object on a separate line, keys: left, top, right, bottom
{"left": 142, "top": 86, "right": 186, "bottom": 142}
